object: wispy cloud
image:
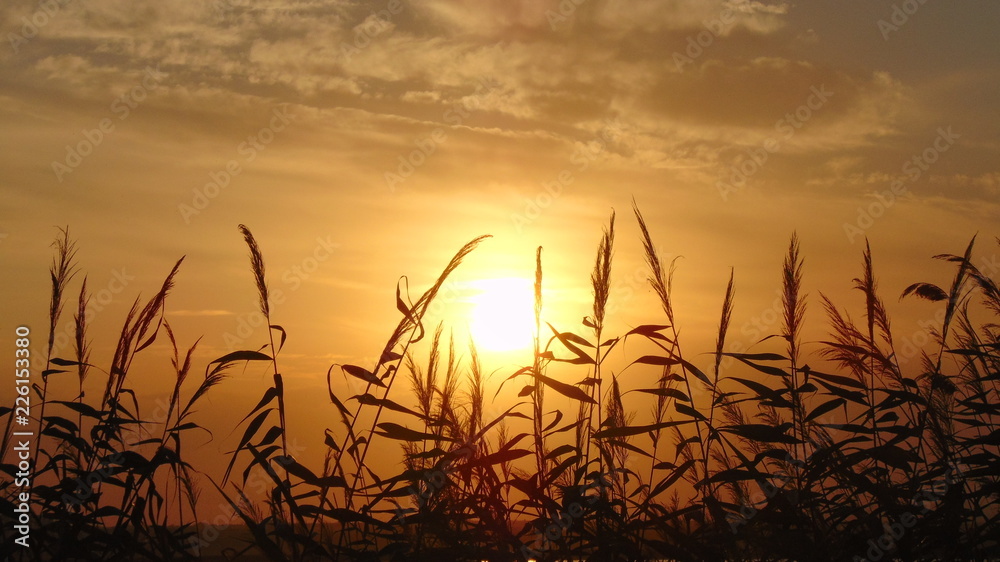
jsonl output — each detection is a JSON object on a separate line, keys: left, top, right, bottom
{"left": 168, "top": 309, "right": 234, "bottom": 317}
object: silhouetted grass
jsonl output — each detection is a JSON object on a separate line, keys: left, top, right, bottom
{"left": 3, "top": 219, "right": 999, "bottom": 561}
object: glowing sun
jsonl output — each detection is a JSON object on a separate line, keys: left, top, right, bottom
{"left": 466, "top": 277, "right": 536, "bottom": 353}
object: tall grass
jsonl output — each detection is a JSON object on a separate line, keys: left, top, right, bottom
{"left": 0, "top": 232, "right": 221, "bottom": 561}
{"left": 3, "top": 219, "right": 999, "bottom": 561}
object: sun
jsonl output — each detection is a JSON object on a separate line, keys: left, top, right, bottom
{"left": 465, "top": 277, "right": 536, "bottom": 353}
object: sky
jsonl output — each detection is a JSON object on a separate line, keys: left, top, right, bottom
{"left": 2, "top": 0, "right": 1000, "bottom": 488}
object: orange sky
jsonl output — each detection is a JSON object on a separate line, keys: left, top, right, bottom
{"left": 2, "top": 0, "right": 1000, "bottom": 490}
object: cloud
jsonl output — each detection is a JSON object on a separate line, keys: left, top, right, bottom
{"left": 593, "top": 0, "right": 789, "bottom": 34}
{"left": 929, "top": 172, "right": 1000, "bottom": 200}
{"left": 1, "top": 0, "right": 994, "bottom": 221}
{"left": 170, "top": 309, "right": 235, "bottom": 316}
{"left": 418, "top": 0, "right": 557, "bottom": 36}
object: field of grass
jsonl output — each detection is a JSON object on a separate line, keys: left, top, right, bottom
{"left": 3, "top": 207, "right": 999, "bottom": 561}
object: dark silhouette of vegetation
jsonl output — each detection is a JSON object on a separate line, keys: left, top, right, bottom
{"left": 3, "top": 209, "right": 999, "bottom": 561}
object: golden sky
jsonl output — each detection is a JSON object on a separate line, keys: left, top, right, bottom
{"left": 2, "top": 0, "right": 999, "bottom": 479}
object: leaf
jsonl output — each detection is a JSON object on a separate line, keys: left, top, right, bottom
{"left": 675, "top": 402, "right": 705, "bottom": 421}
{"left": 535, "top": 373, "right": 596, "bottom": 404}
{"left": 405, "top": 448, "right": 446, "bottom": 462}
{"left": 677, "top": 357, "right": 714, "bottom": 387}
{"left": 350, "top": 393, "right": 424, "bottom": 419}
{"left": 211, "top": 350, "right": 272, "bottom": 364}
{"left": 546, "top": 323, "right": 595, "bottom": 364}
{"left": 730, "top": 377, "right": 785, "bottom": 401}
{"left": 168, "top": 422, "right": 208, "bottom": 435}
{"left": 256, "top": 425, "right": 284, "bottom": 447}
{"left": 624, "top": 324, "right": 674, "bottom": 343}
{"left": 543, "top": 409, "right": 564, "bottom": 433}
{"left": 324, "top": 429, "right": 341, "bottom": 452}
{"left": 675, "top": 435, "right": 700, "bottom": 457}
{"left": 380, "top": 350, "right": 403, "bottom": 365}
{"left": 43, "top": 415, "right": 79, "bottom": 434}
{"left": 805, "top": 397, "right": 846, "bottom": 423}
{"left": 876, "top": 411, "right": 899, "bottom": 423}
{"left": 91, "top": 505, "right": 125, "bottom": 518}
{"left": 594, "top": 419, "right": 691, "bottom": 439}
{"left": 648, "top": 459, "right": 696, "bottom": 498}
{"left": 269, "top": 325, "right": 287, "bottom": 352}
{"left": 721, "top": 423, "right": 798, "bottom": 444}
{"left": 342, "top": 364, "right": 386, "bottom": 388}
{"left": 798, "top": 382, "right": 818, "bottom": 393}
{"left": 723, "top": 354, "right": 789, "bottom": 378}
{"left": 240, "top": 387, "right": 279, "bottom": 424}
{"left": 223, "top": 408, "right": 273, "bottom": 485}
{"left": 50, "top": 400, "right": 105, "bottom": 419}
{"left": 809, "top": 370, "right": 867, "bottom": 390}
{"left": 630, "top": 355, "right": 679, "bottom": 367}
{"left": 274, "top": 456, "right": 345, "bottom": 487}
{"left": 814, "top": 379, "right": 868, "bottom": 406}
{"left": 705, "top": 468, "right": 768, "bottom": 485}
{"left": 635, "top": 388, "right": 690, "bottom": 402}
{"left": 299, "top": 506, "right": 389, "bottom": 528}
{"left": 868, "top": 444, "right": 918, "bottom": 472}
{"left": 610, "top": 438, "right": 654, "bottom": 458}
{"left": 556, "top": 330, "right": 594, "bottom": 348}
{"left": 545, "top": 455, "right": 580, "bottom": 487}
{"left": 375, "top": 422, "right": 454, "bottom": 442}
{"left": 396, "top": 276, "right": 416, "bottom": 320}
{"left": 901, "top": 282, "right": 948, "bottom": 302}
{"left": 480, "top": 448, "right": 532, "bottom": 466}
{"left": 545, "top": 444, "right": 578, "bottom": 459}
{"left": 326, "top": 366, "right": 353, "bottom": 422}
{"left": 50, "top": 357, "right": 84, "bottom": 366}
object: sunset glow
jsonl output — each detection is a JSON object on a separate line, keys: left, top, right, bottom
{"left": 465, "top": 277, "right": 536, "bottom": 353}
{"left": 1, "top": 1, "right": 999, "bottom": 559}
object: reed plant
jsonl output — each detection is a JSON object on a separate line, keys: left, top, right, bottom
{"left": 3, "top": 218, "right": 999, "bottom": 561}
{"left": 0, "top": 230, "right": 221, "bottom": 561}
